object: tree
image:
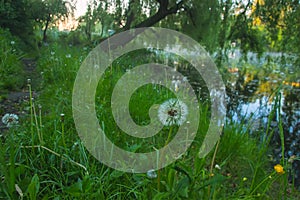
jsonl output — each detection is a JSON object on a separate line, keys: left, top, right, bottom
{"left": 82, "top": 0, "right": 299, "bottom": 62}
{"left": 252, "top": 0, "right": 300, "bottom": 64}
{"left": 86, "top": 0, "right": 186, "bottom": 32}
{"left": 32, "top": 0, "right": 75, "bottom": 42}
{"left": 87, "top": 0, "right": 222, "bottom": 51}
{"left": 0, "top": 0, "right": 34, "bottom": 44}
{"left": 0, "top": 0, "right": 75, "bottom": 46}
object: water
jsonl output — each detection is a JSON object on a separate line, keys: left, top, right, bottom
{"left": 222, "top": 50, "right": 300, "bottom": 186}
{"left": 180, "top": 49, "right": 300, "bottom": 186}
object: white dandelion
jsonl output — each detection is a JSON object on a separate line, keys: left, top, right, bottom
{"left": 2, "top": 113, "right": 19, "bottom": 127}
{"left": 146, "top": 169, "right": 157, "bottom": 179}
{"left": 158, "top": 99, "right": 188, "bottom": 126}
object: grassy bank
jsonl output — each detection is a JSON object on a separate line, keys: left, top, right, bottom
{"left": 0, "top": 40, "right": 299, "bottom": 199}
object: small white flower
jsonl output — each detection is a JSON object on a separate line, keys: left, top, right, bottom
{"left": 65, "top": 54, "right": 71, "bottom": 58}
{"left": 158, "top": 99, "right": 188, "bottom": 126}
{"left": 10, "top": 41, "right": 15, "bottom": 45}
{"left": 215, "top": 164, "right": 221, "bottom": 170}
{"left": 146, "top": 169, "right": 157, "bottom": 179}
{"left": 2, "top": 113, "right": 19, "bottom": 127}
{"left": 50, "top": 51, "right": 55, "bottom": 55}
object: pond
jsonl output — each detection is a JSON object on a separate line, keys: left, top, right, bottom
{"left": 207, "top": 50, "right": 299, "bottom": 186}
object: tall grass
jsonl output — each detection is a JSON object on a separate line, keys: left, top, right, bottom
{"left": 0, "top": 42, "right": 299, "bottom": 199}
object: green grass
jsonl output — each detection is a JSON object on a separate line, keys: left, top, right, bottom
{"left": 0, "top": 42, "right": 299, "bottom": 199}
{"left": 0, "top": 28, "right": 25, "bottom": 92}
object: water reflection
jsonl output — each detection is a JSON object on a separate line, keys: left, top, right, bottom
{"left": 177, "top": 50, "right": 299, "bottom": 186}
{"left": 223, "top": 52, "right": 300, "bottom": 187}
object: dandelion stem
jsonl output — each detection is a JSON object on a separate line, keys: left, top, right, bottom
{"left": 28, "top": 79, "right": 34, "bottom": 146}
{"left": 32, "top": 102, "right": 42, "bottom": 144}
{"left": 61, "top": 114, "right": 66, "bottom": 149}
{"left": 157, "top": 126, "right": 174, "bottom": 191}
{"left": 165, "top": 126, "right": 174, "bottom": 145}
{"left": 208, "top": 138, "right": 220, "bottom": 197}
{"left": 38, "top": 105, "right": 43, "bottom": 144}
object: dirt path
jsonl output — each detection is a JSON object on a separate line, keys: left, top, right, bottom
{"left": 0, "top": 58, "right": 39, "bottom": 131}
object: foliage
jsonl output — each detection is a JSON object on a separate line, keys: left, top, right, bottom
{"left": 0, "top": 28, "right": 24, "bottom": 91}
{"left": 31, "top": 0, "right": 75, "bottom": 42}
{"left": 0, "top": 0, "right": 34, "bottom": 43}
{"left": 0, "top": 0, "right": 75, "bottom": 47}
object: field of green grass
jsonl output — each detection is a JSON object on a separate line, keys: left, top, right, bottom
{"left": 0, "top": 29, "right": 299, "bottom": 199}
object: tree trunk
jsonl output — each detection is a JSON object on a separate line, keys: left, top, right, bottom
{"left": 43, "top": 14, "right": 51, "bottom": 42}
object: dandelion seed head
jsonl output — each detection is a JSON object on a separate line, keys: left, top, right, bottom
{"left": 60, "top": 113, "right": 65, "bottom": 122}
{"left": 158, "top": 99, "right": 188, "bottom": 126}
{"left": 2, "top": 113, "right": 19, "bottom": 127}
{"left": 146, "top": 169, "right": 157, "bottom": 179}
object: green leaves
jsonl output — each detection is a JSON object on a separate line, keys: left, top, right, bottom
{"left": 64, "top": 176, "right": 93, "bottom": 197}
{"left": 26, "top": 174, "right": 40, "bottom": 200}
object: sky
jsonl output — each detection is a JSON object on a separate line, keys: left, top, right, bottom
{"left": 74, "top": 0, "right": 89, "bottom": 18}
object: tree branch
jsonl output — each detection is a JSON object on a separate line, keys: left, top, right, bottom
{"left": 133, "top": 0, "right": 184, "bottom": 28}
{"left": 99, "top": 0, "right": 185, "bottom": 50}
{"left": 123, "top": 0, "right": 136, "bottom": 30}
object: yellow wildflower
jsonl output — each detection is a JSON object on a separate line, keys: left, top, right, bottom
{"left": 274, "top": 164, "right": 285, "bottom": 174}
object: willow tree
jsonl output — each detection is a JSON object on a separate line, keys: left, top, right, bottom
{"left": 86, "top": 0, "right": 222, "bottom": 52}
{"left": 81, "top": 0, "right": 276, "bottom": 64}
{"left": 251, "top": 0, "right": 300, "bottom": 66}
